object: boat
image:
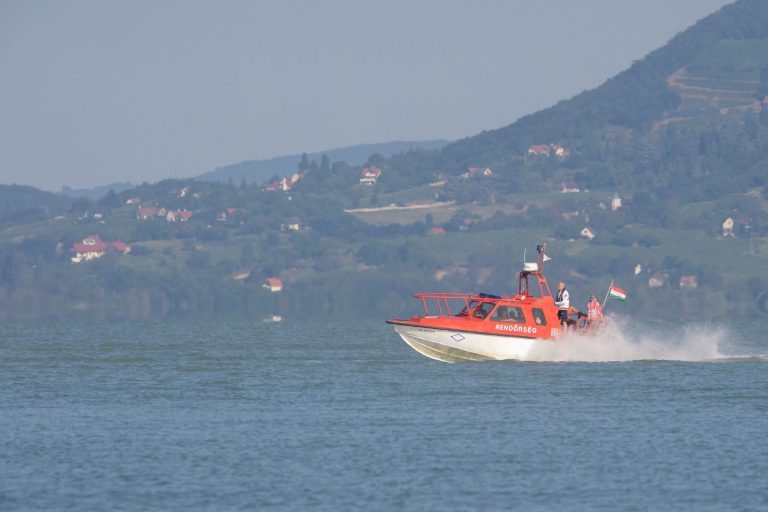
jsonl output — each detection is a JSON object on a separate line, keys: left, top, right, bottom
{"left": 387, "top": 244, "right": 588, "bottom": 362}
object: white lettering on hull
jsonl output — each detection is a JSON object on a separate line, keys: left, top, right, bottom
{"left": 495, "top": 324, "right": 537, "bottom": 335}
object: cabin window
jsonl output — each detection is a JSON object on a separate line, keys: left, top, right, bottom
{"left": 456, "top": 300, "right": 479, "bottom": 316}
{"left": 472, "top": 302, "right": 495, "bottom": 319}
{"left": 491, "top": 306, "right": 526, "bottom": 323}
{"left": 532, "top": 308, "right": 547, "bottom": 326}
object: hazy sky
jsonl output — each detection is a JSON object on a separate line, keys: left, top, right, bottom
{"left": 0, "top": 0, "right": 732, "bottom": 190}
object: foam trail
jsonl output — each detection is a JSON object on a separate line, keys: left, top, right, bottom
{"left": 525, "top": 316, "right": 729, "bottom": 362}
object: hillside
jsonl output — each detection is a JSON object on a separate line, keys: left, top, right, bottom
{"left": 437, "top": 0, "right": 768, "bottom": 166}
{"left": 0, "top": 184, "right": 72, "bottom": 230}
{"left": 196, "top": 139, "right": 450, "bottom": 184}
{"left": 0, "top": 0, "right": 767, "bottom": 322}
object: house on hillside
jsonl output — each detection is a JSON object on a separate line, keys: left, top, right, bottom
{"left": 722, "top": 217, "right": 734, "bottom": 237}
{"left": 527, "top": 143, "right": 569, "bottom": 158}
{"left": 264, "top": 177, "right": 293, "bottom": 192}
{"left": 580, "top": 227, "right": 595, "bottom": 241}
{"left": 217, "top": 207, "right": 242, "bottom": 222}
{"left": 562, "top": 182, "right": 581, "bottom": 193}
{"left": 166, "top": 210, "right": 192, "bottom": 223}
{"left": 126, "top": 197, "right": 140, "bottom": 205}
{"left": 648, "top": 273, "right": 668, "bottom": 288}
{"left": 282, "top": 217, "right": 302, "bottom": 231}
{"left": 429, "top": 226, "right": 446, "bottom": 235}
{"left": 467, "top": 167, "right": 493, "bottom": 177}
{"left": 527, "top": 144, "right": 552, "bottom": 156}
{"left": 359, "top": 167, "right": 382, "bottom": 186}
{"left": 263, "top": 277, "right": 283, "bottom": 292}
{"left": 137, "top": 207, "right": 167, "bottom": 220}
{"left": 551, "top": 144, "right": 569, "bottom": 158}
{"left": 679, "top": 275, "right": 698, "bottom": 289}
{"left": 611, "top": 193, "right": 622, "bottom": 211}
{"left": 71, "top": 235, "right": 130, "bottom": 263}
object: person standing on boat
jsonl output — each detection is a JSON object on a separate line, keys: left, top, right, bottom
{"left": 554, "top": 282, "right": 570, "bottom": 327}
{"left": 587, "top": 294, "right": 603, "bottom": 324}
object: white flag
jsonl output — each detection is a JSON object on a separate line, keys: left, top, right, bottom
{"left": 543, "top": 254, "right": 552, "bottom": 262}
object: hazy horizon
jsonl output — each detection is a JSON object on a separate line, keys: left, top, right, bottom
{"left": 0, "top": 0, "right": 732, "bottom": 191}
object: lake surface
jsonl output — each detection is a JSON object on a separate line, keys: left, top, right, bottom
{"left": 1, "top": 319, "right": 767, "bottom": 511}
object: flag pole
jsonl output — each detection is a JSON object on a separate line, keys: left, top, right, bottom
{"left": 602, "top": 279, "right": 614, "bottom": 309}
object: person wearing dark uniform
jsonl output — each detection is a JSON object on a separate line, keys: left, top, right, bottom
{"left": 554, "top": 281, "right": 570, "bottom": 327}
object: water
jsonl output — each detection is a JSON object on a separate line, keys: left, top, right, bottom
{"left": 1, "top": 319, "right": 767, "bottom": 511}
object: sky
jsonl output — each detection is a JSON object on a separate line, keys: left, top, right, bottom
{"left": 0, "top": 0, "right": 733, "bottom": 190}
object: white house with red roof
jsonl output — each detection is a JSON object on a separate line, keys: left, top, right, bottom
{"left": 263, "top": 277, "right": 283, "bottom": 292}
{"left": 264, "top": 177, "right": 294, "bottom": 192}
{"left": 527, "top": 144, "right": 552, "bottom": 156}
{"left": 71, "top": 235, "right": 131, "bottom": 263}
{"left": 166, "top": 210, "right": 193, "bottom": 223}
{"left": 137, "top": 207, "right": 167, "bottom": 220}
{"left": 527, "top": 143, "right": 569, "bottom": 158}
{"left": 359, "top": 167, "right": 382, "bottom": 185}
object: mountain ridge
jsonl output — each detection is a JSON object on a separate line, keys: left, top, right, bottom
{"left": 195, "top": 139, "right": 450, "bottom": 184}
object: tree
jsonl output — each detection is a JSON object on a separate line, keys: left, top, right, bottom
{"left": 298, "top": 153, "right": 310, "bottom": 172}
{"left": 98, "top": 189, "right": 121, "bottom": 210}
{"left": 319, "top": 155, "right": 331, "bottom": 174}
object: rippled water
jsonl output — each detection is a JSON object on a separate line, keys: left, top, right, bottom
{"left": 1, "top": 319, "right": 767, "bottom": 510}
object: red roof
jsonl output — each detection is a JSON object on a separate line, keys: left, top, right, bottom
{"left": 138, "top": 207, "right": 162, "bottom": 218}
{"left": 83, "top": 234, "right": 104, "bottom": 244}
{"left": 72, "top": 242, "right": 108, "bottom": 253}
{"left": 111, "top": 242, "right": 130, "bottom": 253}
{"left": 174, "top": 210, "right": 193, "bottom": 221}
{"left": 361, "top": 167, "right": 382, "bottom": 177}
{"left": 528, "top": 144, "right": 551, "bottom": 155}
{"left": 429, "top": 227, "right": 446, "bottom": 235}
{"left": 265, "top": 277, "right": 283, "bottom": 287}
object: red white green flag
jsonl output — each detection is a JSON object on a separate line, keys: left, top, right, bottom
{"left": 608, "top": 285, "right": 627, "bottom": 301}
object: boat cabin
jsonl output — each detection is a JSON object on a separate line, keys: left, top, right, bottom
{"left": 401, "top": 259, "right": 560, "bottom": 339}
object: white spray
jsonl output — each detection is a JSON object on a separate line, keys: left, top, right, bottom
{"left": 525, "top": 315, "right": 729, "bottom": 362}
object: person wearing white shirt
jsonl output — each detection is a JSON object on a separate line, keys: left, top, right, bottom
{"left": 554, "top": 281, "right": 570, "bottom": 327}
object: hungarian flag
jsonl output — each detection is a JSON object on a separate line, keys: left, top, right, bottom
{"left": 608, "top": 285, "right": 627, "bottom": 301}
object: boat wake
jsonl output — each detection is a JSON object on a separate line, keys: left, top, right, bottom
{"left": 524, "top": 316, "right": 766, "bottom": 363}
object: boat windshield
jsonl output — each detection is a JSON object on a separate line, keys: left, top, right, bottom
{"left": 456, "top": 300, "right": 479, "bottom": 316}
{"left": 472, "top": 302, "right": 495, "bottom": 319}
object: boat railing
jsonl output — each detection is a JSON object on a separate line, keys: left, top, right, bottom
{"left": 413, "top": 292, "right": 499, "bottom": 318}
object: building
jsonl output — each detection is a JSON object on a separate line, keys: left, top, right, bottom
{"left": 527, "top": 143, "right": 569, "bottom": 158}
{"left": 166, "top": 210, "right": 193, "bottom": 223}
{"left": 679, "top": 276, "right": 698, "bottom": 289}
{"left": 217, "top": 208, "right": 242, "bottom": 222}
{"left": 611, "top": 193, "right": 622, "bottom": 212}
{"left": 137, "top": 207, "right": 167, "bottom": 220}
{"left": 429, "top": 226, "right": 446, "bottom": 235}
{"left": 359, "top": 167, "right": 382, "bottom": 186}
{"left": 562, "top": 182, "right": 581, "bottom": 193}
{"left": 264, "top": 177, "right": 293, "bottom": 191}
{"left": 467, "top": 167, "right": 493, "bottom": 177}
{"left": 580, "top": 227, "right": 595, "bottom": 240}
{"left": 71, "top": 235, "right": 130, "bottom": 263}
{"left": 551, "top": 144, "right": 569, "bottom": 158}
{"left": 263, "top": 277, "right": 283, "bottom": 292}
{"left": 283, "top": 217, "right": 302, "bottom": 231}
{"left": 527, "top": 144, "right": 552, "bottom": 156}
{"left": 722, "top": 217, "right": 734, "bottom": 237}
{"left": 648, "top": 273, "right": 667, "bottom": 288}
